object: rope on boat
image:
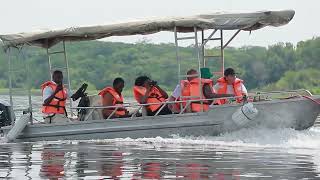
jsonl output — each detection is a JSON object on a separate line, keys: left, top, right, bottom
{"left": 302, "top": 95, "right": 320, "bottom": 105}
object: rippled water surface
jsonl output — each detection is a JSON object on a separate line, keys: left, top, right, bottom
{"left": 0, "top": 95, "right": 320, "bottom": 179}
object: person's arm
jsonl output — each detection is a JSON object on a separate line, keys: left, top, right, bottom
{"left": 155, "top": 85, "right": 169, "bottom": 99}
{"left": 213, "top": 83, "right": 220, "bottom": 92}
{"left": 241, "top": 83, "right": 248, "bottom": 96}
{"left": 138, "top": 85, "right": 151, "bottom": 104}
{"left": 102, "top": 93, "right": 116, "bottom": 118}
{"left": 203, "top": 84, "right": 234, "bottom": 99}
{"left": 43, "top": 85, "right": 63, "bottom": 105}
{"left": 171, "top": 84, "right": 181, "bottom": 99}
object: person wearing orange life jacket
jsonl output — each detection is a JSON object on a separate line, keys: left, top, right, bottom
{"left": 214, "top": 68, "right": 248, "bottom": 104}
{"left": 168, "top": 69, "right": 199, "bottom": 113}
{"left": 99, "top": 77, "right": 129, "bottom": 119}
{"left": 169, "top": 69, "right": 233, "bottom": 113}
{"left": 133, "top": 76, "right": 171, "bottom": 116}
{"left": 41, "top": 70, "right": 71, "bottom": 124}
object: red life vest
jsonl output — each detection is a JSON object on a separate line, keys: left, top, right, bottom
{"left": 180, "top": 78, "right": 218, "bottom": 112}
{"left": 99, "top": 87, "right": 126, "bottom": 116}
{"left": 41, "top": 81, "right": 67, "bottom": 115}
{"left": 216, "top": 77, "right": 244, "bottom": 104}
{"left": 133, "top": 86, "right": 166, "bottom": 112}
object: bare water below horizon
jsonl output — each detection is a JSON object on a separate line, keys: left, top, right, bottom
{"left": 1, "top": 95, "right": 320, "bottom": 179}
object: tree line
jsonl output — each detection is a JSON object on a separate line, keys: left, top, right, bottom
{"left": 0, "top": 37, "right": 319, "bottom": 94}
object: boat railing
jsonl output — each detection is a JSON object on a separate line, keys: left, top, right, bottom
{"left": 70, "top": 89, "right": 313, "bottom": 120}
{"left": 71, "top": 96, "right": 241, "bottom": 120}
{"left": 7, "top": 89, "right": 312, "bottom": 122}
{"left": 252, "top": 89, "right": 313, "bottom": 96}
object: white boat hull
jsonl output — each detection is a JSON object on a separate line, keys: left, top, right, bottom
{"left": 1, "top": 96, "right": 319, "bottom": 142}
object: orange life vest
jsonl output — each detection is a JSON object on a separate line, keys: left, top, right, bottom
{"left": 180, "top": 78, "right": 217, "bottom": 112}
{"left": 133, "top": 86, "right": 166, "bottom": 112}
{"left": 99, "top": 87, "right": 126, "bottom": 116}
{"left": 41, "top": 81, "right": 67, "bottom": 115}
{"left": 216, "top": 77, "right": 244, "bottom": 104}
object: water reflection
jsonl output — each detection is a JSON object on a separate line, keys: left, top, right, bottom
{"left": 76, "top": 143, "right": 125, "bottom": 179}
{"left": 40, "top": 144, "right": 65, "bottom": 179}
{"left": 0, "top": 139, "right": 319, "bottom": 179}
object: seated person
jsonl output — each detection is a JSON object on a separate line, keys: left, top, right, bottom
{"left": 169, "top": 69, "right": 233, "bottom": 113}
{"left": 133, "top": 76, "right": 171, "bottom": 116}
{"left": 99, "top": 77, "right": 129, "bottom": 119}
{"left": 41, "top": 70, "right": 70, "bottom": 124}
{"left": 214, "top": 68, "right": 248, "bottom": 104}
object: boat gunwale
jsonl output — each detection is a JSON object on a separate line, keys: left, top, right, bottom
{"left": 1, "top": 95, "right": 319, "bottom": 130}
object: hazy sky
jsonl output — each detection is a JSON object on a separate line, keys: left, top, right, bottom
{"left": 1, "top": 0, "right": 319, "bottom": 47}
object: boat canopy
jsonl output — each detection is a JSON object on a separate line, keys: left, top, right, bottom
{"left": 0, "top": 10, "right": 294, "bottom": 49}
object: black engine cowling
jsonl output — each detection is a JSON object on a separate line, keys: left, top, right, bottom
{"left": 0, "top": 101, "right": 14, "bottom": 128}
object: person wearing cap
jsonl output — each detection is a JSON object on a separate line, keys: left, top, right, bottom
{"left": 168, "top": 68, "right": 232, "bottom": 113}
{"left": 214, "top": 68, "right": 248, "bottom": 104}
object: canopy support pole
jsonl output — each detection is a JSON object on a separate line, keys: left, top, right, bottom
{"left": 194, "top": 27, "right": 204, "bottom": 112}
{"left": 220, "top": 30, "right": 224, "bottom": 75}
{"left": 174, "top": 27, "right": 181, "bottom": 87}
{"left": 7, "top": 48, "right": 13, "bottom": 108}
{"left": 223, "top": 29, "right": 241, "bottom": 49}
{"left": 47, "top": 51, "right": 52, "bottom": 81}
{"left": 46, "top": 41, "right": 74, "bottom": 117}
{"left": 21, "top": 47, "right": 33, "bottom": 124}
{"left": 174, "top": 26, "right": 204, "bottom": 112}
{"left": 62, "top": 41, "right": 74, "bottom": 116}
{"left": 201, "top": 29, "right": 218, "bottom": 67}
{"left": 200, "top": 29, "right": 225, "bottom": 76}
{"left": 174, "top": 27, "right": 183, "bottom": 112}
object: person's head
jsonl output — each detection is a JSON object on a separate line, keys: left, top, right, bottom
{"left": 135, "top": 76, "right": 151, "bottom": 87}
{"left": 186, "top": 69, "right": 198, "bottom": 81}
{"left": 224, "top": 68, "right": 236, "bottom": 84}
{"left": 52, "top": 70, "right": 63, "bottom": 85}
{"left": 113, "top": 77, "right": 125, "bottom": 94}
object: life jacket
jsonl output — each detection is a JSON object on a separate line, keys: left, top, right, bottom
{"left": 133, "top": 86, "right": 166, "bottom": 112}
{"left": 41, "top": 81, "right": 67, "bottom": 115}
{"left": 180, "top": 78, "right": 217, "bottom": 112}
{"left": 99, "top": 87, "right": 126, "bottom": 116}
{"left": 216, "top": 77, "right": 244, "bottom": 104}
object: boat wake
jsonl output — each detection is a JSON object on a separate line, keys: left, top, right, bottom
{"left": 44, "top": 126, "right": 320, "bottom": 151}
{"left": 2, "top": 126, "right": 320, "bottom": 151}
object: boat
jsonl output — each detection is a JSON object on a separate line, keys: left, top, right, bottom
{"left": 0, "top": 10, "right": 319, "bottom": 142}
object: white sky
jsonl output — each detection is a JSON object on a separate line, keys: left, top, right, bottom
{"left": 1, "top": 0, "right": 319, "bottom": 47}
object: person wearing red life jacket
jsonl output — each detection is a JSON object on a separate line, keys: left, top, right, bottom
{"left": 133, "top": 76, "right": 171, "bottom": 116}
{"left": 41, "top": 70, "right": 70, "bottom": 124}
{"left": 214, "top": 68, "right": 248, "bottom": 104}
{"left": 169, "top": 69, "right": 233, "bottom": 113}
{"left": 99, "top": 77, "right": 129, "bottom": 119}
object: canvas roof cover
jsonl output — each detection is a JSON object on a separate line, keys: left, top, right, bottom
{"left": 0, "top": 10, "right": 294, "bottom": 49}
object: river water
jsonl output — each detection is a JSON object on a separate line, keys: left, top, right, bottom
{"left": 0, "top": 95, "right": 320, "bottom": 179}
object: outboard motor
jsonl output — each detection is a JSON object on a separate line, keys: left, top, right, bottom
{"left": 0, "top": 101, "right": 15, "bottom": 128}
